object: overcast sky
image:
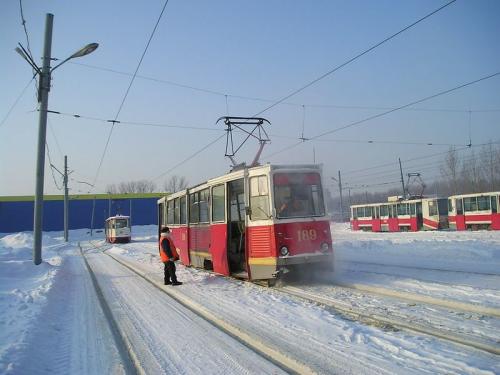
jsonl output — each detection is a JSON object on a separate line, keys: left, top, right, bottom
{"left": 1, "top": 0, "right": 499, "bottom": 196}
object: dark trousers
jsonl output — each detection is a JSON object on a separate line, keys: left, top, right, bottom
{"left": 163, "top": 261, "right": 177, "bottom": 283}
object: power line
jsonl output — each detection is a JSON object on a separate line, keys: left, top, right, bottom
{"left": 151, "top": 133, "right": 226, "bottom": 182}
{"left": 91, "top": 0, "right": 170, "bottom": 188}
{"left": 66, "top": 61, "right": 500, "bottom": 114}
{"left": 343, "top": 140, "right": 500, "bottom": 176}
{"left": 253, "top": 0, "right": 457, "bottom": 117}
{"left": 45, "top": 141, "right": 62, "bottom": 191}
{"left": 47, "top": 117, "right": 64, "bottom": 159}
{"left": 44, "top": 108, "right": 477, "bottom": 151}
{"left": 265, "top": 71, "right": 500, "bottom": 159}
{"left": 344, "top": 141, "right": 500, "bottom": 185}
{"left": 18, "top": 0, "right": 33, "bottom": 59}
{"left": 0, "top": 78, "right": 34, "bottom": 128}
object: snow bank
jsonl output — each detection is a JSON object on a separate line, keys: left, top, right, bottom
{"left": 332, "top": 223, "right": 500, "bottom": 275}
{"left": 0, "top": 231, "right": 64, "bottom": 373}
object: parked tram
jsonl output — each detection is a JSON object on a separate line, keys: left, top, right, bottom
{"left": 105, "top": 215, "right": 131, "bottom": 243}
{"left": 448, "top": 192, "right": 500, "bottom": 230}
{"left": 350, "top": 197, "right": 448, "bottom": 232}
{"left": 158, "top": 164, "right": 334, "bottom": 284}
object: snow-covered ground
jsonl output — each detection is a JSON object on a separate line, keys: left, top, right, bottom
{"left": 0, "top": 224, "right": 499, "bottom": 374}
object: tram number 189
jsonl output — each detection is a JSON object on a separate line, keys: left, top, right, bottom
{"left": 297, "top": 229, "right": 317, "bottom": 241}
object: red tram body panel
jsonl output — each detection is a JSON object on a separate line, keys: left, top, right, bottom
{"left": 448, "top": 192, "right": 500, "bottom": 230}
{"left": 158, "top": 164, "right": 334, "bottom": 283}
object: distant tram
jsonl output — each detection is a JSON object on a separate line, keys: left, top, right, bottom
{"left": 350, "top": 197, "right": 449, "bottom": 232}
{"left": 448, "top": 192, "right": 500, "bottom": 230}
{"left": 105, "top": 215, "right": 131, "bottom": 243}
{"left": 158, "top": 164, "right": 334, "bottom": 285}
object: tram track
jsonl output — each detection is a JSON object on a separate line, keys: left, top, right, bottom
{"left": 81, "top": 240, "right": 500, "bottom": 360}
{"left": 80, "top": 240, "right": 313, "bottom": 375}
{"left": 276, "top": 284, "right": 500, "bottom": 356}
{"left": 312, "top": 270, "right": 500, "bottom": 318}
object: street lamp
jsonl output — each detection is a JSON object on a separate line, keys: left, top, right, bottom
{"left": 16, "top": 13, "right": 98, "bottom": 264}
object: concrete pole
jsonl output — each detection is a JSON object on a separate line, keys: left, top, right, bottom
{"left": 90, "top": 197, "right": 96, "bottom": 236}
{"left": 63, "top": 155, "right": 68, "bottom": 242}
{"left": 338, "top": 170, "right": 344, "bottom": 222}
{"left": 399, "top": 157, "right": 406, "bottom": 199}
{"left": 33, "top": 13, "right": 53, "bottom": 265}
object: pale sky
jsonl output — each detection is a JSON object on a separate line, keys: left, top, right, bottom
{"left": 1, "top": 0, "right": 499, "bottom": 196}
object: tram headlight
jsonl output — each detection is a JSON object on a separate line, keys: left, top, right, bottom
{"left": 320, "top": 242, "right": 330, "bottom": 253}
{"left": 280, "top": 246, "right": 289, "bottom": 256}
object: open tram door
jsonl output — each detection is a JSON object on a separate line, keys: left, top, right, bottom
{"left": 227, "top": 178, "right": 248, "bottom": 278}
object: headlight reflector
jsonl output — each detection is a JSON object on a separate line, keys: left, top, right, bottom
{"left": 280, "top": 246, "right": 289, "bottom": 256}
{"left": 321, "top": 242, "right": 330, "bottom": 252}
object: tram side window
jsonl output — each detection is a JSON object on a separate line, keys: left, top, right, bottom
{"left": 464, "top": 197, "right": 478, "bottom": 212}
{"left": 366, "top": 206, "right": 373, "bottom": 218}
{"left": 250, "top": 176, "right": 270, "bottom": 220}
{"left": 180, "top": 196, "right": 187, "bottom": 224}
{"left": 199, "top": 189, "right": 210, "bottom": 223}
{"left": 167, "top": 200, "right": 175, "bottom": 225}
{"left": 174, "top": 198, "right": 180, "bottom": 224}
{"left": 456, "top": 199, "right": 463, "bottom": 215}
{"left": 189, "top": 193, "right": 199, "bottom": 224}
{"left": 491, "top": 196, "right": 498, "bottom": 213}
{"left": 477, "top": 196, "right": 490, "bottom": 211}
{"left": 448, "top": 199, "right": 452, "bottom": 213}
{"left": 356, "top": 207, "right": 363, "bottom": 218}
{"left": 352, "top": 208, "right": 357, "bottom": 219}
{"left": 428, "top": 201, "right": 438, "bottom": 216}
{"left": 397, "top": 203, "right": 408, "bottom": 216}
{"left": 212, "top": 184, "right": 225, "bottom": 222}
{"left": 380, "top": 205, "right": 388, "bottom": 217}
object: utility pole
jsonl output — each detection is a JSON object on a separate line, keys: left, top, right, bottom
{"left": 399, "top": 157, "right": 406, "bottom": 199}
{"left": 63, "top": 155, "right": 69, "bottom": 242}
{"left": 90, "top": 196, "right": 96, "bottom": 236}
{"left": 33, "top": 14, "right": 54, "bottom": 265}
{"left": 16, "top": 13, "right": 98, "bottom": 264}
{"left": 338, "top": 170, "right": 344, "bottom": 222}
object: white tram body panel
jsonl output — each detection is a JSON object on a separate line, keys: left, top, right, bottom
{"left": 105, "top": 215, "right": 131, "bottom": 243}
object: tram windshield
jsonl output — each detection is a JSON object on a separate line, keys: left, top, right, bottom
{"left": 274, "top": 172, "right": 325, "bottom": 218}
{"left": 114, "top": 218, "right": 129, "bottom": 228}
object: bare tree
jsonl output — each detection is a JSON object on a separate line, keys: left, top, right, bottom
{"left": 106, "top": 179, "right": 157, "bottom": 193}
{"left": 440, "top": 146, "right": 460, "bottom": 195}
{"left": 163, "top": 175, "right": 188, "bottom": 193}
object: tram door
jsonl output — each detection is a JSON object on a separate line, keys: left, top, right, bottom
{"left": 227, "top": 179, "right": 247, "bottom": 276}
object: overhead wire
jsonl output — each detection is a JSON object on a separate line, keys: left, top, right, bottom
{"left": 42, "top": 108, "right": 477, "bottom": 148}
{"left": 0, "top": 78, "right": 35, "bottom": 128}
{"left": 66, "top": 61, "right": 500, "bottom": 114}
{"left": 253, "top": 0, "right": 457, "bottom": 117}
{"left": 265, "top": 71, "right": 500, "bottom": 159}
{"left": 91, "top": 0, "right": 170, "bottom": 189}
{"left": 344, "top": 141, "right": 500, "bottom": 187}
{"left": 45, "top": 141, "right": 62, "bottom": 191}
{"left": 151, "top": 133, "right": 226, "bottom": 182}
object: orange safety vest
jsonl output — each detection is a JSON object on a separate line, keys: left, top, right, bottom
{"left": 159, "top": 236, "right": 179, "bottom": 262}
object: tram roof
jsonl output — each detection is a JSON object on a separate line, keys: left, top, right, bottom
{"left": 449, "top": 191, "right": 500, "bottom": 199}
{"left": 105, "top": 215, "right": 130, "bottom": 221}
{"left": 158, "top": 164, "right": 323, "bottom": 202}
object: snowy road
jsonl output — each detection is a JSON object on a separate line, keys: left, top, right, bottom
{"left": 96, "top": 229, "right": 500, "bottom": 375}
{"left": 1, "top": 225, "right": 500, "bottom": 374}
{"left": 84, "top": 247, "right": 286, "bottom": 374}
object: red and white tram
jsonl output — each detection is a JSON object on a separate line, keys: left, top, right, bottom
{"left": 448, "top": 192, "right": 500, "bottom": 230}
{"left": 158, "top": 164, "right": 334, "bottom": 284}
{"left": 350, "top": 197, "right": 448, "bottom": 232}
{"left": 105, "top": 215, "right": 131, "bottom": 243}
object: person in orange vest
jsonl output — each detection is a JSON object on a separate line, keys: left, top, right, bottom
{"left": 159, "top": 227, "right": 182, "bottom": 285}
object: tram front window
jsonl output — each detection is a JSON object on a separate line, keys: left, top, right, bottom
{"left": 115, "top": 219, "right": 128, "bottom": 228}
{"left": 274, "top": 172, "right": 325, "bottom": 218}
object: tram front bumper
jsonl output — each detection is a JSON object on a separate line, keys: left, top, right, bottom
{"left": 277, "top": 252, "right": 334, "bottom": 266}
